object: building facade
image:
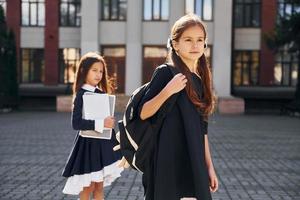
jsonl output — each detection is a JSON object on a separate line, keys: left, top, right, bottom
{"left": 1, "top": 0, "right": 298, "bottom": 112}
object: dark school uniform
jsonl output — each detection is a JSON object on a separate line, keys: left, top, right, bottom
{"left": 139, "top": 65, "right": 212, "bottom": 200}
{"left": 62, "top": 84, "right": 123, "bottom": 195}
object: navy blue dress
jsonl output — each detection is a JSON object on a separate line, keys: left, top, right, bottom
{"left": 62, "top": 86, "right": 123, "bottom": 195}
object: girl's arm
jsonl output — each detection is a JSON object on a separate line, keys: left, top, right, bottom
{"left": 72, "top": 91, "right": 103, "bottom": 131}
{"left": 140, "top": 86, "right": 172, "bottom": 120}
{"left": 140, "top": 73, "right": 187, "bottom": 120}
{"left": 204, "top": 135, "right": 219, "bottom": 192}
{"left": 204, "top": 135, "right": 214, "bottom": 169}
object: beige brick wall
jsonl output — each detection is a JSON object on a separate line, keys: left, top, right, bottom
{"left": 56, "top": 95, "right": 73, "bottom": 112}
{"left": 217, "top": 98, "right": 245, "bottom": 114}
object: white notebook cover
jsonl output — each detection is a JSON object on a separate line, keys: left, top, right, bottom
{"left": 81, "top": 92, "right": 115, "bottom": 139}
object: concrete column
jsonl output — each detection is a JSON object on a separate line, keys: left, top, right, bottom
{"left": 213, "top": 0, "right": 233, "bottom": 98}
{"left": 81, "top": 0, "right": 99, "bottom": 54}
{"left": 169, "top": 0, "right": 185, "bottom": 30}
{"left": 125, "top": 0, "right": 142, "bottom": 94}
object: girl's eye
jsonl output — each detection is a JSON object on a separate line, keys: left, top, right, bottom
{"left": 185, "top": 39, "right": 191, "bottom": 42}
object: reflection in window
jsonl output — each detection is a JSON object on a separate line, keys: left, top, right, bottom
{"left": 143, "top": 46, "right": 167, "bottom": 83}
{"left": 233, "top": 51, "right": 259, "bottom": 86}
{"left": 102, "top": 0, "right": 127, "bottom": 20}
{"left": 21, "top": 49, "right": 45, "bottom": 83}
{"left": 274, "top": 49, "right": 298, "bottom": 86}
{"left": 60, "top": 0, "right": 81, "bottom": 26}
{"left": 58, "top": 48, "right": 80, "bottom": 84}
{"left": 277, "top": 0, "right": 300, "bottom": 19}
{"left": 102, "top": 46, "right": 126, "bottom": 93}
{"left": 185, "top": 0, "right": 213, "bottom": 21}
{"left": 0, "top": 0, "right": 6, "bottom": 16}
{"left": 21, "top": 0, "right": 45, "bottom": 26}
{"left": 103, "top": 48, "right": 126, "bottom": 57}
{"left": 144, "top": 47, "right": 168, "bottom": 58}
{"left": 143, "top": 0, "right": 169, "bottom": 21}
{"left": 234, "top": 0, "right": 260, "bottom": 27}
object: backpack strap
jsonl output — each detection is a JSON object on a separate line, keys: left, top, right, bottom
{"left": 166, "top": 63, "right": 180, "bottom": 76}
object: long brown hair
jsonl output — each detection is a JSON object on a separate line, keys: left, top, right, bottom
{"left": 167, "top": 14, "right": 216, "bottom": 115}
{"left": 73, "top": 52, "right": 114, "bottom": 94}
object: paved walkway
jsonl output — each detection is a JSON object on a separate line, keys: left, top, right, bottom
{"left": 0, "top": 112, "right": 299, "bottom": 200}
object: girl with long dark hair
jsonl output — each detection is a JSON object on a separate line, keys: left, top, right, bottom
{"left": 139, "top": 14, "right": 218, "bottom": 200}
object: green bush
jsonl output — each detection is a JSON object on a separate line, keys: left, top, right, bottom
{"left": 0, "top": 5, "right": 18, "bottom": 108}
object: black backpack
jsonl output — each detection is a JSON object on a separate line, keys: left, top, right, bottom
{"left": 115, "top": 64, "right": 179, "bottom": 173}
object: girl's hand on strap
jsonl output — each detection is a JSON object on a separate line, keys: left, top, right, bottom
{"left": 104, "top": 116, "right": 115, "bottom": 128}
{"left": 164, "top": 73, "right": 187, "bottom": 96}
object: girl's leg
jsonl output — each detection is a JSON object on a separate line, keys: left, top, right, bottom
{"left": 80, "top": 182, "right": 95, "bottom": 200}
{"left": 93, "top": 181, "right": 104, "bottom": 200}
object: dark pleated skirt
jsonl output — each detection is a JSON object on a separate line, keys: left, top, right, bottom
{"left": 62, "top": 131, "right": 123, "bottom": 195}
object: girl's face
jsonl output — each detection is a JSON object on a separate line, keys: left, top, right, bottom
{"left": 85, "top": 62, "right": 104, "bottom": 87}
{"left": 173, "top": 25, "right": 206, "bottom": 64}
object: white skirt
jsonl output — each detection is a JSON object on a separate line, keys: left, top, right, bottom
{"left": 63, "top": 161, "right": 123, "bottom": 195}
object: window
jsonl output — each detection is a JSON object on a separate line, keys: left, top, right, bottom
{"left": 60, "top": 0, "right": 81, "bottom": 26}
{"left": 234, "top": 0, "right": 261, "bottom": 27}
{"left": 58, "top": 48, "right": 80, "bottom": 84}
{"left": 21, "top": 49, "right": 45, "bottom": 83}
{"left": 143, "top": 0, "right": 169, "bottom": 21}
{"left": 274, "top": 1, "right": 299, "bottom": 86}
{"left": 21, "top": 0, "right": 45, "bottom": 26}
{"left": 101, "top": 0, "right": 127, "bottom": 20}
{"left": 233, "top": 51, "right": 259, "bottom": 86}
{"left": 274, "top": 49, "right": 298, "bottom": 86}
{"left": 0, "top": 0, "right": 6, "bottom": 16}
{"left": 143, "top": 46, "right": 168, "bottom": 83}
{"left": 278, "top": 0, "right": 300, "bottom": 19}
{"left": 101, "top": 46, "right": 126, "bottom": 93}
{"left": 185, "top": 0, "right": 213, "bottom": 21}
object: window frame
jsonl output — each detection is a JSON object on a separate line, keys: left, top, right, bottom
{"left": 101, "top": 45, "right": 126, "bottom": 57}
{"left": 277, "top": 0, "right": 300, "bottom": 21}
{"left": 274, "top": 1, "right": 299, "bottom": 87}
{"left": 233, "top": 0, "right": 261, "bottom": 28}
{"left": 100, "top": 45, "right": 127, "bottom": 93}
{"left": 101, "top": 0, "right": 127, "bottom": 21}
{"left": 142, "top": 45, "right": 168, "bottom": 83}
{"left": 21, "top": 0, "right": 45, "bottom": 27}
{"left": 58, "top": 48, "right": 81, "bottom": 84}
{"left": 21, "top": 48, "right": 45, "bottom": 83}
{"left": 232, "top": 50, "right": 260, "bottom": 86}
{"left": 59, "top": 0, "right": 81, "bottom": 27}
{"left": 143, "top": 0, "right": 169, "bottom": 21}
{"left": 274, "top": 49, "right": 298, "bottom": 87}
{"left": 184, "top": 0, "right": 214, "bottom": 22}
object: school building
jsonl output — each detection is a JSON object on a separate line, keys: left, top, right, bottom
{"left": 1, "top": 0, "right": 298, "bottom": 113}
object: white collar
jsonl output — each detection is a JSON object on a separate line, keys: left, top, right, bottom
{"left": 82, "top": 84, "right": 97, "bottom": 92}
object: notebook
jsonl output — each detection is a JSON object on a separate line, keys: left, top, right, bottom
{"left": 80, "top": 92, "right": 116, "bottom": 139}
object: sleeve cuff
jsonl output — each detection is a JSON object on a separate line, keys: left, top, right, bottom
{"left": 95, "top": 119, "right": 104, "bottom": 133}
